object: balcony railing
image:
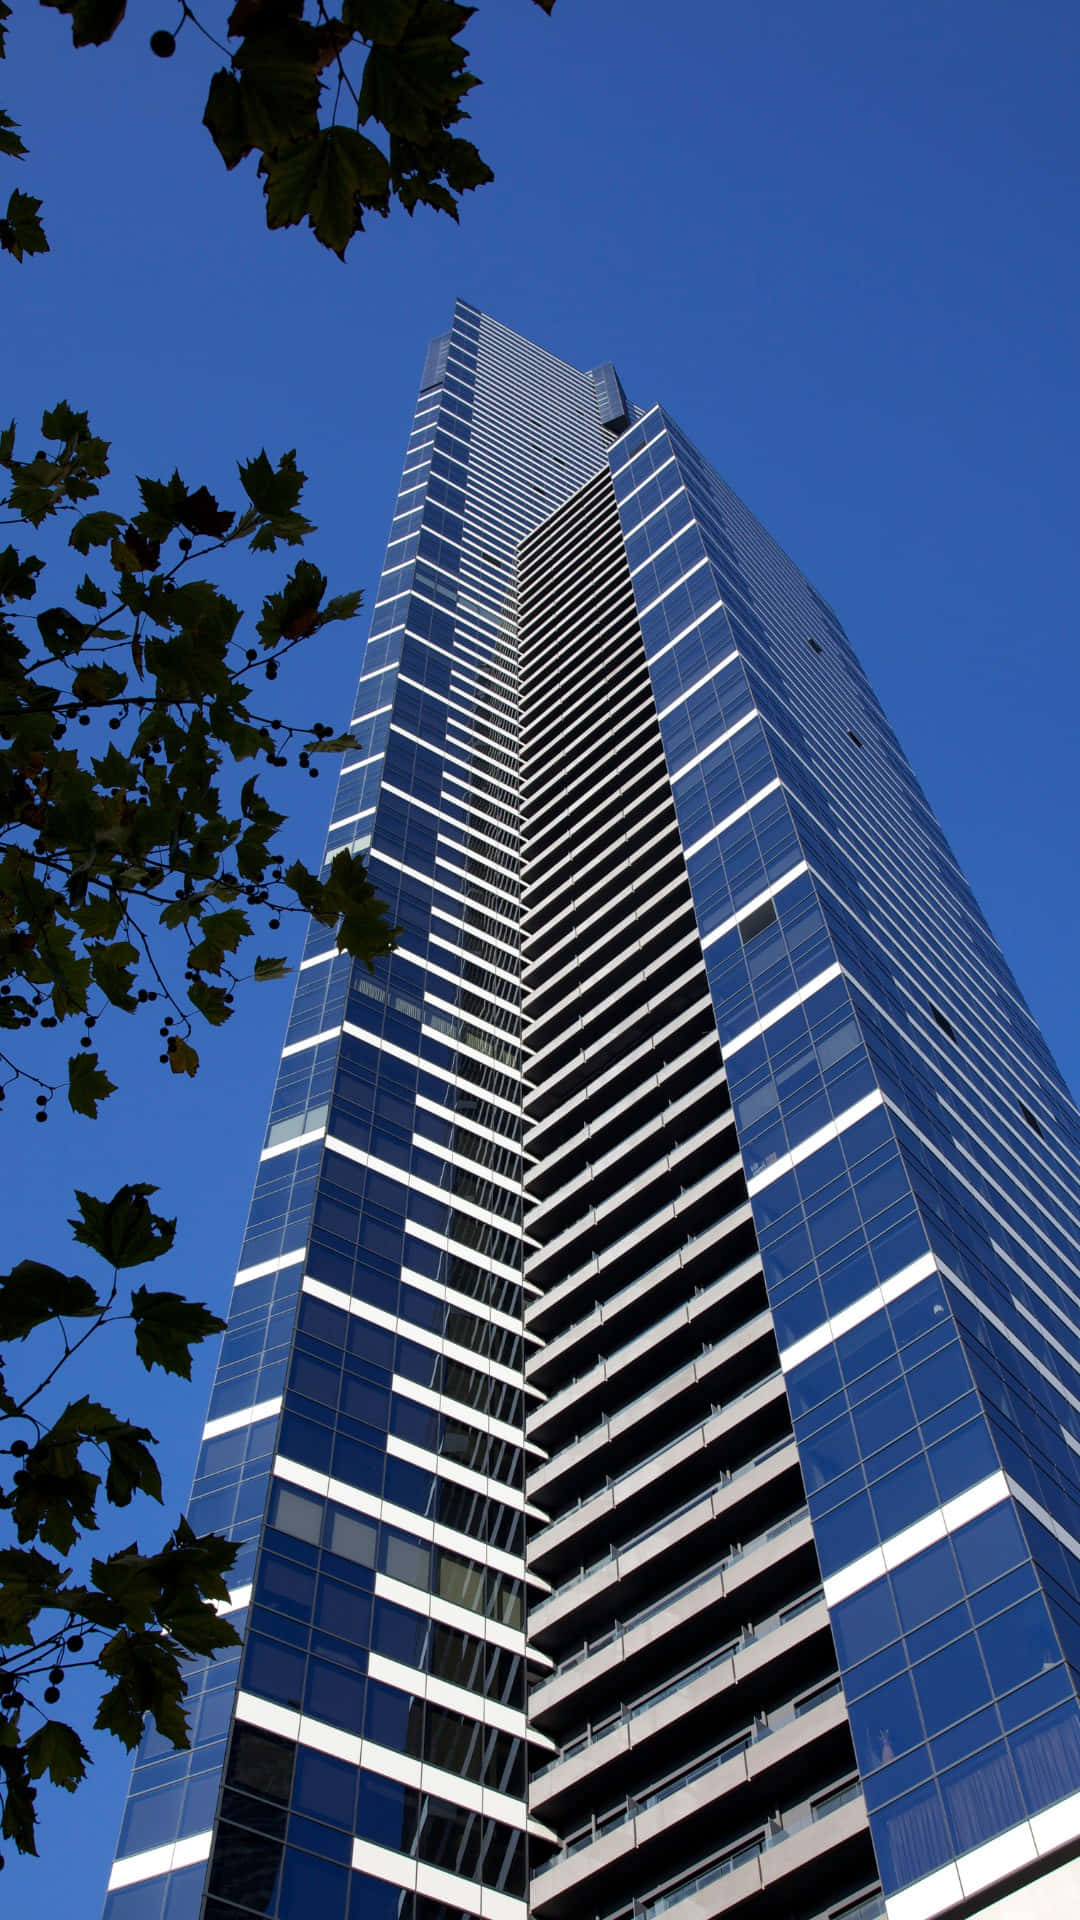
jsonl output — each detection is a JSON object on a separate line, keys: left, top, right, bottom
{"left": 532, "top": 1584, "right": 825, "bottom": 1777}
{"left": 545, "top": 1504, "right": 811, "bottom": 1675}
{"left": 522, "top": 1175, "right": 749, "bottom": 1359}
{"left": 586, "top": 1780, "right": 871, "bottom": 1920}
{"left": 540, "top": 1432, "right": 794, "bottom": 1597}
{"left": 527, "top": 1215, "right": 754, "bottom": 1379}
{"left": 534, "top": 1360, "right": 782, "bottom": 1518}
{"left": 540, "top": 1682, "right": 846, "bottom": 1866}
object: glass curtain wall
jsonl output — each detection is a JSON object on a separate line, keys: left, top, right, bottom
{"left": 102, "top": 312, "right": 1080, "bottom": 1920}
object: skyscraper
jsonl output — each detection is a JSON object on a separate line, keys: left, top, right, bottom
{"left": 103, "top": 305, "right": 1080, "bottom": 1920}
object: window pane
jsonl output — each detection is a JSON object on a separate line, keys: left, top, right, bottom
{"left": 271, "top": 1484, "right": 324, "bottom": 1545}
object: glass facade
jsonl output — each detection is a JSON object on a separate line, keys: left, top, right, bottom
{"left": 103, "top": 310, "right": 1080, "bottom": 1920}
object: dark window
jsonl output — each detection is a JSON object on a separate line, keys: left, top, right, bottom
{"left": 225, "top": 1726, "right": 295, "bottom": 1805}
{"left": 930, "top": 1004, "right": 956, "bottom": 1042}
{"left": 278, "top": 1848, "right": 349, "bottom": 1918}
{"left": 808, "top": 636, "right": 823, "bottom": 654}
{"left": 208, "top": 1823, "right": 283, "bottom": 1912}
{"left": 292, "top": 1749, "right": 359, "bottom": 1831}
{"left": 847, "top": 728, "right": 863, "bottom": 748}
{"left": 220, "top": 1787, "right": 288, "bottom": 1841}
{"left": 242, "top": 1636, "right": 305, "bottom": 1711}
{"left": 738, "top": 898, "right": 778, "bottom": 945}
{"left": 1019, "top": 1101, "right": 1044, "bottom": 1139}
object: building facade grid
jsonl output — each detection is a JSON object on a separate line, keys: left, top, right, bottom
{"left": 102, "top": 305, "right": 1080, "bottom": 1920}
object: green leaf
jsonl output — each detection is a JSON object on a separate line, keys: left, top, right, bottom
{"left": 159, "top": 890, "right": 206, "bottom": 931}
{"left": 357, "top": 0, "right": 479, "bottom": 143}
{"left": 3, "top": 404, "right": 107, "bottom": 522}
{"left": 69, "top": 509, "right": 123, "bottom": 554}
{"left": 166, "top": 1035, "right": 199, "bottom": 1077}
{"left": 187, "top": 977, "right": 232, "bottom": 1025}
{"left": 186, "top": 906, "right": 250, "bottom": 974}
{"left": 89, "top": 1544, "right": 161, "bottom": 1626}
{"left": 203, "top": 22, "right": 321, "bottom": 170}
{"left": 0, "top": 1742, "right": 37, "bottom": 1855}
{"left": 326, "top": 847, "right": 399, "bottom": 962}
{"left": 1, "top": 188, "right": 49, "bottom": 263}
{"left": 24, "top": 1721, "right": 90, "bottom": 1793}
{"left": 0, "top": 543, "right": 43, "bottom": 601}
{"left": 40, "top": 0, "right": 128, "bottom": 48}
{"left": 169, "top": 1513, "right": 239, "bottom": 1595}
{"left": 95, "top": 1629, "right": 189, "bottom": 1751}
{"left": 40, "top": 400, "right": 87, "bottom": 441}
{"left": 72, "top": 894, "right": 125, "bottom": 940}
{"left": 285, "top": 848, "right": 398, "bottom": 966}
{"left": 318, "top": 588, "right": 364, "bottom": 627}
{"left": 0, "top": 1261, "right": 100, "bottom": 1341}
{"left": 0, "top": 109, "right": 27, "bottom": 161}
{"left": 262, "top": 125, "right": 390, "bottom": 255}
{"left": 37, "top": 923, "right": 92, "bottom": 1019}
{"left": 68, "top": 1048, "right": 117, "bottom": 1117}
{"left": 36, "top": 604, "right": 88, "bottom": 656}
{"left": 70, "top": 1184, "right": 177, "bottom": 1269}
{"left": 0, "top": 1547, "right": 68, "bottom": 1645}
{"left": 342, "top": 0, "right": 418, "bottom": 43}
{"left": 9, "top": 1400, "right": 160, "bottom": 1531}
{"left": 136, "top": 472, "right": 234, "bottom": 540}
{"left": 98, "top": 1417, "right": 162, "bottom": 1507}
{"left": 253, "top": 954, "right": 290, "bottom": 981}
{"left": 283, "top": 856, "right": 327, "bottom": 919}
{"left": 88, "top": 939, "right": 139, "bottom": 1010}
{"left": 239, "top": 447, "right": 303, "bottom": 514}
{"left": 5, "top": 1413, "right": 102, "bottom": 1553}
{"left": 74, "top": 571, "right": 109, "bottom": 609}
{"left": 74, "top": 1399, "right": 161, "bottom": 1504}
{"left": 71, "top": 661, "right": 126, "bottom": 704}
{"left": 256, "top": 556, "right": 326, "bottom": 644}
{"left": 237, "top": 448, "right": 314, "bottom": 550}
{"left": 201, "top": 69, "right": 250, "bottom": 170}
{"left": 130, "top": 1287, "right": 225, "bottom": 1380}
{"left": 310, "top": 729, "right": 361, "bottom": 753}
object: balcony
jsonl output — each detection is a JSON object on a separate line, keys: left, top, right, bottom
{"left": 530, "top": 1507, "right": 819, "bottom": 1730}
{"left": 528, "top": 1384, "right": 792, "bottom": 1584}
{"left": 525, "top": 1248, "right": 767, "bottom": 1449}
{"left": 530, "top": 1715, "right": 866, "bottom": 1918}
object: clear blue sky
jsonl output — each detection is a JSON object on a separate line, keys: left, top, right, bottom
{"left": 4, "top": 0, "right": 1080, "bottom": 1909}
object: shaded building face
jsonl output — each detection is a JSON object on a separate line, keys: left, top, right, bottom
{"left": 104, "top": 308, "right": 1080, "bottom": 1920}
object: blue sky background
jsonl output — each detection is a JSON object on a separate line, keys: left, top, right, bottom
{"left": 3, "top": 0, "right": 1080, "bottom": 1908}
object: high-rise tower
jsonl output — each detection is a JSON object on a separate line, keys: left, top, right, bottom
{"left": 103, "top": 307, "right": 1080, "bottom": 1920}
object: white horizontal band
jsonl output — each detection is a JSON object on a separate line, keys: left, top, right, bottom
{"left": 108, "top": 1830, "right": 212, "bottom": 1890}
{"left": 669, "top": 706, "right": 758, "bottom": 785}
{"left": 886, "top": 1786, "right": 1080, "bottom": 1920}
{"left": 723, "top": 961, "right": 842, "bottom": 1059}
{"left": 683, "top": 777, "right": 782, "bottom": 863}
{"left": 778, "top": 1253, "right": 938, "bottom": 1373}
{"left": 702, "top": 860, "right": 808, "bottom": 951}
{"left": 272, "top": 1454, "right": 526, "bottom": 1580}
{"left": 202, "top": 1397, "right": 282, "bottom": 1442}
{"left": 747, "top": 1089, "right": 885, "bottom": 1195}
{"left": 234, "top": 1247, "right": 306, "bottom": 1287}
{"left": 823, "top": 1471, "right": 1010, "bottom": 1608}
{"left": 350, "top": 1834, "right": 526, "bottom": 1920}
